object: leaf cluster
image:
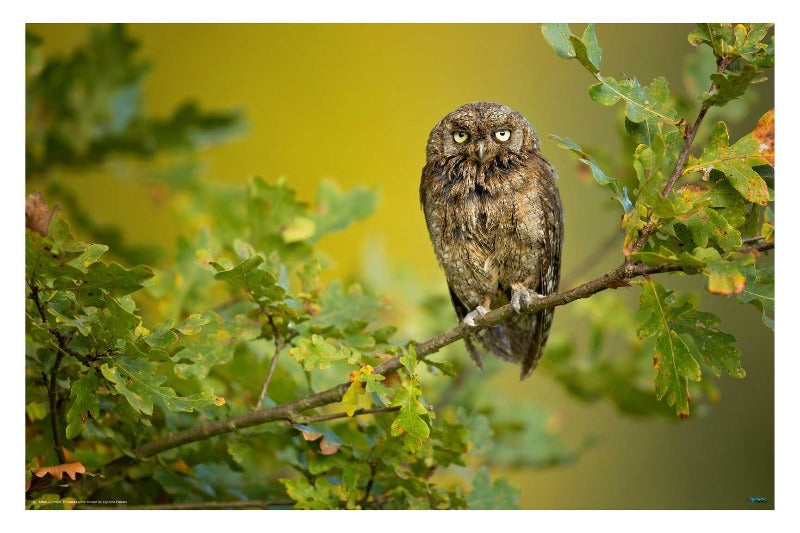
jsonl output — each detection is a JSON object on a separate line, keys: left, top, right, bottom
{"left": 542, "top": 23, "right": 773, "bottom": 416}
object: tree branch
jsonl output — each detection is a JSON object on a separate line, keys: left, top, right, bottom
{"left": 90, "top": 240, "right": 773, "bottom": 487}
{"left": 28, "top": 281, "right": 66, "bottom": 464}
{"left": 255, "top": 313, "right": 286, "bottom": 409}
{"left": 293, "top": 405, "right": 400, "bottom": 424}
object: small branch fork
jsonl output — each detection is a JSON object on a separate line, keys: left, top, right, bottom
{"left": 631, "top": 55, "right": 735, "bottom": 255}
{"left": 90, "top": 239, "right": 773, "bottom": 484}
{"left": 255, "top": 312, "right": 290, "bottom": 409}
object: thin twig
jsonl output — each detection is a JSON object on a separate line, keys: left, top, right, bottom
{"left": 28, "top": 282, "right": 67, "bottom": 463}
{"left": 255, "top": 313, "right": 285, "bottom": 408}
{"left": 359, "top": 461, "right": 378, "bottom": 508}
{"left": 47, "top": 352, "right": 66, "bottom": 464}
{"left": 631, "top": 56, "right": 734, "bottom": 255}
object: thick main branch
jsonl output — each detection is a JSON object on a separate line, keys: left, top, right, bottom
{"left": 95, "top": 241, "right": 772, "bottom": 480}
{"left": 83, "top": 240, "right": 774, "bottom": 497}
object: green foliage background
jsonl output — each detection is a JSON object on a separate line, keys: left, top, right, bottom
{"left": 25, "top": 23, "right": 774, "bottom": 509}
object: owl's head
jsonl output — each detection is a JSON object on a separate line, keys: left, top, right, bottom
{"left": 425, "top": 101, "right": 541, "bottom": 169}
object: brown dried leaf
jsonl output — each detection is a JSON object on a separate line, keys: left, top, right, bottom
{"left": 33, "top": 461, "right": 85, "bottom": 481}
{"left": 301, "top": 430, "right": 323, "bottom": 441}
{"left": 752, "top": 109, "right": 774, "bottom": 167}
{"left": 25, "top": 191, "right": 59, "bottom": 236}
{"left": 319, "top": 437, "right": 340, "bottom": 455}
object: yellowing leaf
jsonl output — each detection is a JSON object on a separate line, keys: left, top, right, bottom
{"left": 752, "top": 109, "right": 774, "bottom": 167}
{"left": 684, "top": 121, "right": 770, "bottom": 205}
{"left": 691, "top": 247, "right": 746, "bottom": 295}
{"left": 281, "top": 216, "right": 316, "bottom": 243}
{"left": 340, "top": 379, "right": 367, "bottom": 417}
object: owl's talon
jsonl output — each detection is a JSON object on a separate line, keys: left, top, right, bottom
{"left": 463, "top": 305, "right": 489, "bottom": 327}
{"left": 511, "top": 288, "right": 541, "bottom": 313}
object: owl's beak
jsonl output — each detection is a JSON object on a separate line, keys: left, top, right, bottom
{"left": 477, "top": 142, "right": 487, "bottom": 162}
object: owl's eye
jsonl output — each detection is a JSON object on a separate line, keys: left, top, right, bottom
{"left": 453, "top": 131, "right": 469, "bottom": 144}
{"left": 494, "top": 129, "right": 511, "bottom": 142}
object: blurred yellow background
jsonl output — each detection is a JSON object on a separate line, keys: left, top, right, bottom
{"left": 28, "top": 23, "right": 774, "bottom": 509}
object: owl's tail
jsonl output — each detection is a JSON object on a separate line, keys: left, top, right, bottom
{"left": 478, "top": 308, "right": 554, "bottom": 380}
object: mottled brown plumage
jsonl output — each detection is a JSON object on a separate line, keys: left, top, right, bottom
{"left": 420, "top": 102, "right": 563, "bottom": 379}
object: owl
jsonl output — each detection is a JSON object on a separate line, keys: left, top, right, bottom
{"left": 420, "top": 101, "right": 563, "bottom": 379}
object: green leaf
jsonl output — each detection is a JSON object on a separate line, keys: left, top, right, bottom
{"left": 390, "top": 381, "right": 429, "bottom": 452}
{"left": 581, "top": 23, "right": 602, "bottom": 71}
{"left": 86, "top": 294, "right": 141, "bottom": 351}
{"left": 281, "top": 476, "right": 338, "bottom": 510}
{"left": 301, "top": 281, "right": 383, "bottom": 334}
{"left": 684, "top": 207, "right": 743, "bottom": 251}
{"left": 688, "top": 23, "right": 773, "bottom": 67}
{"left": 703, "top": 63, "right": 761, "bottom": 107}
{"left": 101, "top": 351, "right": 216, "bottom": 416}
{"left": 311, "top": 181, "right": 377, "bottom": 241}
{"left": 53, "top": 261, "right": 154, "bottom": 301}
{"left": 638, "top": 283, "right": 698, "bottom": 418}
{"left": 245, "top": 176, "right": 314, "bottom": 262}
{"left": 361, "top": 367, "right": 394, "bottom": 405}
{"left": 684, "top": 121, "right": 770, "bottom": 205}
{"left": 588, "top": 80, "right": 619, "bottom": 105}
{"left": 638, "top": 281, "right": 744, "bottom": 418}
{"left": 570, "top": 36, "right": 597, "bottom": 74}
{"left": 213, "top": 255, "right": 286, "bottom": 304}
{"left": 289, "top": 334, "right": 347, "bottom": 371}
{"left": 143, "top": 320, "right": 178, "bottom": 349}
{"left": 176, "top": 313, "right": 209, "bottom": 335}
{"left": 65, "top": 373, "right": 101, "bottom": 439}
{"left": 590, "top": 76, "right": 679, "bottom": 126}
{"left": 173, "top": 311, "right": 255, "bottom": 380}
{"left": 736, "top": 264, "right": 774, "bottom": 330}
{"left": 540, "top": 24, "right": 575, "bottom": 59}
{"left": 66, "top": 244, "right": 109, "bottom": 272}
{"left": 550, "top": 135, "right": 632, "bottom": 211}
{"left": 672, "top": 310, "right": 745, "bottom": 379}
{"left": 466, "top": 468, "right": 520, "bottom": 510}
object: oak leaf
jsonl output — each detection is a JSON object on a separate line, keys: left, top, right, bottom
{"left": 33, "top": 461, "right": 86, "bottom": 481}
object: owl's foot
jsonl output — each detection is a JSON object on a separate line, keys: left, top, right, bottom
{"left": 462, "top": 305, "right": 489, "bottom": 327}
{"left": 511, "top": 286, "right": 542, "bottom": 313}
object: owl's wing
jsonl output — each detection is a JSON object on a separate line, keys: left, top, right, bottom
{"left": 520, "top": 157, "right": 564, "bottom": 379}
